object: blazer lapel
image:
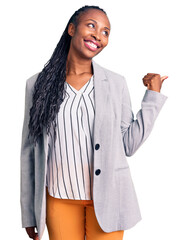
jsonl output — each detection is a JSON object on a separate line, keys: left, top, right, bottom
{"left": 91, "top": 59, "right": 109, "bottom": 133}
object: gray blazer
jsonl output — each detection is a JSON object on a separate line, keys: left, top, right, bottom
{"left": 20, "top": 59, "right": 168, "bottom": 239}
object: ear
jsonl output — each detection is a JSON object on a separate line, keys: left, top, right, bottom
{"left": 68, "top": 23, "right": 75, "bottom": 37}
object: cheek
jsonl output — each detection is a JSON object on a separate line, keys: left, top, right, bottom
{"left": 102, "top": 39, "right": 109, "bottom": 48}
{"left": 71, "top": 35, "right": 83, "bottom": 48}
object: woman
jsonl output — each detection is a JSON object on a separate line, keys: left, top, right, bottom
{"left": 20, "top": 5, "right": 168, "bottom": 240}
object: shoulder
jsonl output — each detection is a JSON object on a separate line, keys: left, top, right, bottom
{"left": 97, "top": 62, "right": 124, "bottom": 79}
{"left": 25, "top": 72, "right": 40, "bottom": 92}
{"left": 104, "top": 67, "right": 123, "bottom": 78}
{"left": 96, "top": 62, "right": 127, "bottom": 90}
{"left": 95, "top": 61, "right": 126, "bottom": 84}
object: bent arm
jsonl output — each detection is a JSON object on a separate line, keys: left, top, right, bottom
{"left": 121, "top": 77, "right": 168, "bottom": 157}
{"left": 20, "top": 77, "right": 36, "bottom": 228}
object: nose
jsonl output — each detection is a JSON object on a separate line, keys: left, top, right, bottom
{"left": 91, "top": 31, "right": 101, "bottom": 41}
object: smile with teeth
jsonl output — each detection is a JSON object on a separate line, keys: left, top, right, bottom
{"left": 84, "top": 40, "right": 99, "bottom": 51}
{"left": 86, "top": 41, "right": 97, "bottom": 48}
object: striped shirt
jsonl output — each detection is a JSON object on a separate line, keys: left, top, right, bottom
{"left": 46, "top": 75, "right": 95, "bottom": 200}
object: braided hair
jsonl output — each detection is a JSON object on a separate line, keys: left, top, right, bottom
{"left": 28, "top": 5, "right": 107, "bottom": 146}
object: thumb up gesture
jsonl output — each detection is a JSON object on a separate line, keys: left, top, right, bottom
{"left": 142, "top": 73, "right": 168, "bottom": 92}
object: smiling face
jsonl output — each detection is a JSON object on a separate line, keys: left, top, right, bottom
{"left": 67, "top": 9, "right": 111, "bottom": 60}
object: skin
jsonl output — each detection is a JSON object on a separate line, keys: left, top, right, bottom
{"left": 142, "top": 73, "right": 168, "bottom": 92}
{"left": 65, "top": 9, "right": 111, "bottom": 90}
{"left": 25, "top": 226, "right": 39, "bottom": 240}
{"left": 25, "top": 8, "right": 168, "bottom": 240}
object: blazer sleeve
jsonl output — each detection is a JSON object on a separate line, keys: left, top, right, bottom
{"left": 121, "top": 76, "right": 168, "bottom": 157}
{"left": 20, "top": 76, "right": 36, "bottom": 228}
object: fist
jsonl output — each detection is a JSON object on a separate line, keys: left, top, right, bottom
{"left": 142, "top": 73, "right": 168, "bottom": 92}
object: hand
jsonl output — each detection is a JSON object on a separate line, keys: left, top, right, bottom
{"left": 142, "top": 73, "right": 168, "bottom": 92}
{"left": 25, "top": 227, "right": 39, "bottom": 240}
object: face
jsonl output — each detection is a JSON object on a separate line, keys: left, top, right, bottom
{"left": 68, "top": 9, "right": 111, "bottom": 59}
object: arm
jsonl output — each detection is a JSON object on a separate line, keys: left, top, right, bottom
{"left": 121, "top": 76, "right": 168, "bottom": 157}
{"left": 20, "top": 77, "right": 36, "bottom": 228}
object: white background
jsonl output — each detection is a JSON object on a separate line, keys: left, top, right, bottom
{"left": 1, "top": 0, "right": 188, "bottom": 239}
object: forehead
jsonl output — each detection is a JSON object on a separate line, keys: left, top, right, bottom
{"left": 78, "top": 9, "right": 111, "bottom": 29}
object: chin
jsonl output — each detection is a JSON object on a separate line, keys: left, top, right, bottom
{"left": 81, "top": 51, "right": 100, "bottom": 60}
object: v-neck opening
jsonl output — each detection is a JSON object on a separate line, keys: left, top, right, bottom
{"left": 65, "top": 75, "right": 93, "bottom": 94}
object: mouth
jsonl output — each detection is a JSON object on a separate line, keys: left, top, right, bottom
{"left": 84, "top": 40, "right": 100, "bottom": 52}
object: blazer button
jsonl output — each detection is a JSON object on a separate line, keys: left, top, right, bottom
{"left": 95, "top": 169, "right": 101, "bottom": 175}
{"left": 95, "top": 144, "right": 100, "bottom": 150}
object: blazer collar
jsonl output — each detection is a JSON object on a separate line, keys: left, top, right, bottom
{"left": 91, "top": 59, "right": 109, "bottom": 137}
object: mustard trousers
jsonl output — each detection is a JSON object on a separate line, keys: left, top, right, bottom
{"left": 46, "top": 188, "right": 124, "bottom": 240}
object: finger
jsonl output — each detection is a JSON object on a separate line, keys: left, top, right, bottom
{"left": 27, "top": 229, "right": 36, "bottom": 238}
{"left": 143, "top": 76, "right": 151, "bottom": 80}
{"left": 147, "top": 73, "right": 160, "bottom": 78}
{"left": 143, "top": 81, "right": 149, "bottom": 87}
{"left": 144, "top": 74, "right": 160, "bottom": 80}
{"left": 147, "top": 73, "right": 157, "bottom": 75}
{"left": 143, "top": 79, "right": 150, "bottom": 86}
{"left": 161, "top": 76, "right": 168, "bottom": 81}
{"left": 34, "top": 233, "right": 39, "bottom": 240}
{"left": 161, "top": 76, "right": 168, "bottom": 83}
{"left": 30, "top": 232, "right": 35, "bottom": 238}
{"left": 26, "top": 229, "right": 34, "bottom": 238}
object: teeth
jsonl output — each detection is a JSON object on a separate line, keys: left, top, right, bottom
{"left": 87, "top": 41, "right": 97, "bottom": 48}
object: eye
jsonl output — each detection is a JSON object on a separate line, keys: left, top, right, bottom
{"left": 103, "top": 30, "right": 109, "bottom": 36}
{"left": 87, "top": 23, "right": 95, "bottom": 28}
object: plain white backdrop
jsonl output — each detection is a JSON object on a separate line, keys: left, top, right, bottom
{"left": 1, "top": 0, "right": 188, "bottom": 239}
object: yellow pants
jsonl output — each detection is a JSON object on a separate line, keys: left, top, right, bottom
{"left": 46, "top": 188, "right": 124, "bottom": 240}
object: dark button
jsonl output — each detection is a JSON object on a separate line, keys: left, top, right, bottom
{"left": 95, "top": 144, "right": 100, "bottom": 150}
{"left": 95, "top": 169, "right": 101, "bottom": 175}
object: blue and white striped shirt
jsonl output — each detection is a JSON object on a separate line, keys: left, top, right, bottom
{"left": 46, "top": 75, "right": 95, "bottom": 200}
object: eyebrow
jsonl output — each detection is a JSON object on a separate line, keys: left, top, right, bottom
{"left": 85, "top": 19, "right": 110, "bottom": 31}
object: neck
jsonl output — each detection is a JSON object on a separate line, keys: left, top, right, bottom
{"left": 66, "top": 53, "right": 93, "bottom": 76}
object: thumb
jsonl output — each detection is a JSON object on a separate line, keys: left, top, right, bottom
{"left": 161, "top": 75, "right": 168, "bottom": 83}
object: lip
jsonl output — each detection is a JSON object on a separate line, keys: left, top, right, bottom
{"left": 84, "top": 39, "right": 101, "bottom": 52}
{"left": 84, "top": 39, "right": 100, "bottom": 47}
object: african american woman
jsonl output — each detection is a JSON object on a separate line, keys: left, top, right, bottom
{"left": 20, "top": 5, "right": 168, "bottom": 240}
